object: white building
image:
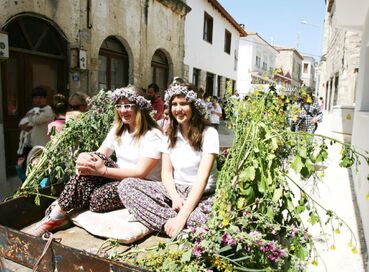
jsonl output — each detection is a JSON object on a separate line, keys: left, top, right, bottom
{"left": 301, "top": 55, "right": 316, "bottom": 90}
{"left": 236, "top": 33, "right": 278, "bottom": 95}
{"left": 333, "top": 0, "right": 369, "bottom": 269}
{"left": 184, "top": 0, "right": 247, "bottom": 98}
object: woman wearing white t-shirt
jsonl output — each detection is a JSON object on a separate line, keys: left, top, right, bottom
{"left": 118, "top": 83, "right": 219, "bottom": 237}
{"left": 28, "top": 86, "right": 162, "bottom": 236}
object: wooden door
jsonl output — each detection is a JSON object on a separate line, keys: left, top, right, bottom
{"left": 2, "top": 51, "right": 62, "bottom": 175}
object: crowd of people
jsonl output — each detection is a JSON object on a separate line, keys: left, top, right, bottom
{"left": 16, "top": 87, "right": 89, "bottom": 185}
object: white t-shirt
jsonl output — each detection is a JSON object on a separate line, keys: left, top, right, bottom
{"left": 102, "top": 126, "right": 162, "bottom": 182}
{"left": 208, "top": 103, "right": 222, "bottom": 124}
{"left": 27, "top": 106, "right": 55, "bottom": 147}
{"left": 162, "top": 126, "right": 219, "bottom": 193}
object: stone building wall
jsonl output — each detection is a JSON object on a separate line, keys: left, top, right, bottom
{"left": 319, "top": 6, "right": 361, "bottom": 109}
{"left": 0, "top": 0, "right": 189, "bottom": 95}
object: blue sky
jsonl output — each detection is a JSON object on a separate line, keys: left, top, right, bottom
{"left": 218, "top": 0, "right": 325, "bottom": 60}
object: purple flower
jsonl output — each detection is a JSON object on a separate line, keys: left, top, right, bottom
{"left": 260, "top": 241, "right": 276, "bottom": 253}
{"left": 267, "top": 248, "right": 285, "bottom": 262}
{"left": 190, "top": 226, "right": 197, "bottom": 233}
{"left": 289, "top": 225, "right": 298, "bottom": 237}
{"left": 249, "top": 231, "right": 262, "bottom": 239}
{"left": 221, "top": 233, "right": 237, "bottom": 245}
{"left": 304, "top": 231, "right": 309, "bottom": 241}
{"left": 193, "top": 243, "right": 203, "bottom": 257}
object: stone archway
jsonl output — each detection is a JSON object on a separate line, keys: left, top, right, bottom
{"left": 1, "top": 14, "right": 68, "bottom": 175}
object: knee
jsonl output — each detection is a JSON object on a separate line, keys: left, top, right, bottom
{"left": 117, "top": 178, "right": 136, "bottom": 201}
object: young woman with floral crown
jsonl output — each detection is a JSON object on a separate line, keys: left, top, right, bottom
{"left": 118, "top": 82, "right": 219, "bottom": 237}
{"left": 27, "top": 86, "right": 163, "bottom": 236}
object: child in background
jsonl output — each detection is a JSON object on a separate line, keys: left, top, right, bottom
{"left": 48, "top": 94, "right": 68, "bottom": 138}
{"left": 16, "top": 146, "right": 48, "bottom": 188}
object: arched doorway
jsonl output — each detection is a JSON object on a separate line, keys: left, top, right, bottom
{"left": 151, "top": 50, "right": 170, "bottom": 91}
{"left": 1, "top": 14, "right": 68, "bottom": 175}
{"left": 98, "top": 36, "right": 129, "bottom": 90}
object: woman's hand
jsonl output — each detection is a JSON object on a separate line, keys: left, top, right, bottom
{"left": 164, "top": 216, "right": 187, "bottom": 237}
{"left": 76, "top": 153, "right": 101, "bottom": 176}
{"left": 171, "top": 194, "right": 184, "bottom": 212}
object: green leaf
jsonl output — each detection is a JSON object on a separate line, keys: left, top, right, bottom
{"left": 291, "top": 155, "right": 303, "bottom": 173}
{"left": 272, "top": 188, "right": 283, "bottom": 202}
{"left": 308, "top": 212, "right": 320, "bottom": 225}
{"left": 237, "top": 197, "right": 245, "bottom": 209}
{"left": 271, "top": 137, "right": 278, "bottom": 151}
{"left": 181, "top": 250, "right": 192, "bottom": 262}
{"left": 239, "top": 167, "right": 256, "bottom": 182}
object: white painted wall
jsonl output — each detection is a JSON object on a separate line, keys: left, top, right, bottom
{"left": 301, "top": 56, "right": 316, "bottom": 89}
{"left": 184, "top": 0, "right": 240, "bottom": 92}
{"left": 237, "top": 35, "right": 278, "bottom": 95}
{"left": 350, "top": 7, "right": 369, "bottom": 270}
{"left": 334, "top": 0, "right": 369, "bottom": 269}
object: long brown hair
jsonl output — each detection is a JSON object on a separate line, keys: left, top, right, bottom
{"left": 167, "top": 85, "right": 210, "bottom": 151}
{"left": 114, "top": 86, "right": 160, "bottom": 142}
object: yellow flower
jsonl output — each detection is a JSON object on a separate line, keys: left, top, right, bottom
{"left": 222, "top": 217, "right": 229, "bottom": 227}
{"left": 312, "top": 259, "right": 318, "bottom": 266}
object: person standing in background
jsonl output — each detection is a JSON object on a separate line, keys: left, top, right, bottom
{"left": 208, "top": 96, "right": 222, "bottom": 130}
{"left": 48, "top": 94, "right": 68, "bottom": 138}
{"left": 147, "top": 83, "right": 164, "bottom": 120}
{"left": 17, "top": 86, "right": 54, "bottom": 176}
{"left": 68, "top": 92, "right": 89, "bottom": 113}
{"left": 19, "top": 86, "right": 54, "bottom": 148}
{"left": 319, "top": 97, "right": 325, "bottom": 111}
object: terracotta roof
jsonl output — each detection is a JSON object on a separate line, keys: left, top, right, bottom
{"left": 207, "top": 0, "right": 247, "bottom": 37}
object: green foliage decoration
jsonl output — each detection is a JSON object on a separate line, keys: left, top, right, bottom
{"left": 111, "top": 85, "right": 369, "bottom": 271}
{"left": 15, "top": 90, "right": 115, "bottom": 201}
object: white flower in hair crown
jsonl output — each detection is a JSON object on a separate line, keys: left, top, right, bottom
{"left": 164, "top": 85, "right": 206, "bottom": 115}
{"left": 111, "top": 87, "right": 153, "bottom": 112}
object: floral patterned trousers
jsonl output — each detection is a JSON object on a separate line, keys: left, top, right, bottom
{"left": 117, "top": 178, "right": 214, "bottom": 232}
{"left": 58, "top": 153, "right": 124, "bottom": 213}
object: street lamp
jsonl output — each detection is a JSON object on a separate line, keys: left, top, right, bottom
{"left": 300, "top": 19, "right": 320, "bottom": 28}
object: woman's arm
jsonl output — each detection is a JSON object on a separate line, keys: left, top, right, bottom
{"left": 161, "top": 153, "right": 184, "bottom": 211}
{"left": 164, "top": 153, "right": 216, "bottom": 237}
{"left": 98, "top": 156, "right": 159, "bottom": 180}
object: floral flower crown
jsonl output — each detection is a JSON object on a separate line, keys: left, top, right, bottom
{"left": 164, "top": 84, "right": 206, "bottom": 115}
{"left": 111, "top": 87, "right": 153, "bottom": 112}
